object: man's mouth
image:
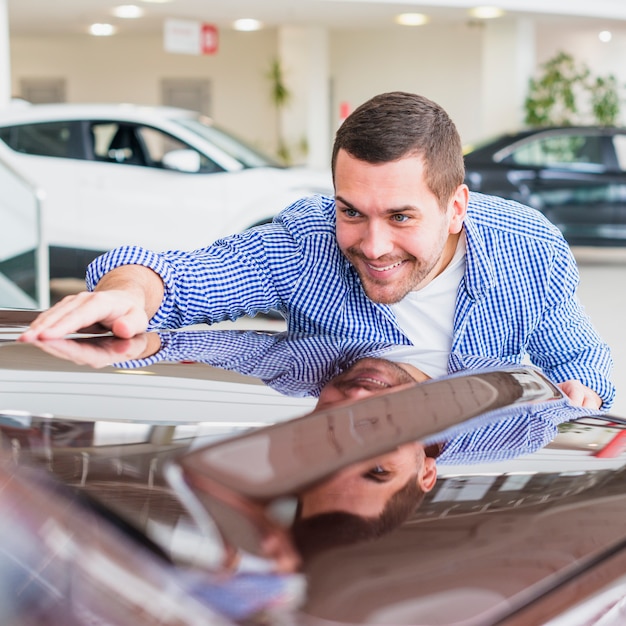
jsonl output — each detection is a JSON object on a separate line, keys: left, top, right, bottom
{"left": 352, "top": 376, "right": 391, "bottom": 388}
{"left": 366, "top": 260, "right": 405, "bottom": 272}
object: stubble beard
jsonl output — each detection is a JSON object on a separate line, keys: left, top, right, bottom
{"left": 347, "top": 250, "right": 441, "bottom": 305}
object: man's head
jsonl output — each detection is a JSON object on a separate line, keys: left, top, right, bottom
{"left": 332, "top": 91, "right": 465, "bottom": 208}
{"left": 332, "top": 92, "right": 469, "bottom": 304}
{"left": 297, "top": 441, "right": 437, "bottom": 521}
{"left": 289, "top": 356, "right": 438, "bottom": 562}
{"left": 291, "top": 464, "right": 428, "bottom": 562}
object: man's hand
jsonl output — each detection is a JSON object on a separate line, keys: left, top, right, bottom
{"left": 18, "top": 265, "right": 164, "bottom": 342}
{"left": 557, "top": 380, "right": 602, "bottom": 410}
{"left": 18, "top": 290, "right": 150, "bottom": 342}
{"left": 29, "top": 333, "right": 162, "bottom": 368}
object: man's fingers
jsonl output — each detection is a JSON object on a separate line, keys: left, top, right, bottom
{"left": 557, "top": 380, "right": 602, "bottom": 410}
{"left": 19, "top": 291, "right": 148, "bottom": 342}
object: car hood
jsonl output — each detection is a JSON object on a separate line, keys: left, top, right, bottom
{"left": 1, "top": 309, "right": 625, "bottom": 625}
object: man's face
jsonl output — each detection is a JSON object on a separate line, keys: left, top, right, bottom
{"left": 299, "top": 442, "right": 431, "bottom": 519}
{"left": 303, "top": 357, "right": 436, "bottom": 518}
{"left": 334, "top": 149, "right": 467, "bottom": 304}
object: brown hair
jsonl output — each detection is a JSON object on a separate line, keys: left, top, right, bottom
{"left": 291, "top": 475, "right": 425, "bottom": 562}
{"left": 331, "top": 91, "right": 465, "bottom": 209}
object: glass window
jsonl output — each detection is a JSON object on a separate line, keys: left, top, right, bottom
{"left": 89, "top": 122, "right": 221, "bottom": 172}
{"left": 137, "top": 125, "right": 222, "bottom": 173}
{"left": 175, "top": 115, "right": 280, "bottom": 168}
{"left": 612, "top": 134, "right": 626, "bottom": 171}
{"left": 0, "top": 121, "right": 83, "bottom": 158}
{"left": 90, "top": 122, "right": 146, "bottom": 166}
{"left": 508, "top": 134, "right": 605, "bottom": 172}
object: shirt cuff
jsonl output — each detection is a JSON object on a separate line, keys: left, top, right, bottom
{"left": 85, "top": 245, "right": 175, "bottom": 329}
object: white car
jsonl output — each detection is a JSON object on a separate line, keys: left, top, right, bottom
{"left": 0, "top": 102, "right": 333, "bottom": 281}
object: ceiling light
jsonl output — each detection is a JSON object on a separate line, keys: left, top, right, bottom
{"left": 89, "top": 23, "right": 117, "bottom": 36}
{"left": 112, "top": 5, "right": 144, "bottom": 19}
{"left": 468, "top": 6, "right": 505, "bottom": 19}
{"left": 139, "top": 0, "right": 173, "bottom": 4}
{"left": 395, "top": 13, "right": 429, "bottom": 26}
{"left": 599, "top": 30, "right": 612, "bottom": 43}
{"left": 233, "top": 18, "right": 263, "bottom": 31}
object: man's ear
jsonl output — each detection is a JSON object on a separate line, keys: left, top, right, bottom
{"left": 448, "top": 184, "right": 469, "bottom": 235}
{"left": 417, "top": 456, "right": 437, "bottom": 493}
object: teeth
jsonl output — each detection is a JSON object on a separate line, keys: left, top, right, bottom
{"left": 367, "top": 260, "right": 403, "bottom": 272}
{"left": 358, "top": 377, "right": 390, "bottom": 388}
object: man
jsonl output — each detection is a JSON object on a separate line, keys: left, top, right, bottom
{"left": 19, "top": 92, "right": 613, "bottom": 409}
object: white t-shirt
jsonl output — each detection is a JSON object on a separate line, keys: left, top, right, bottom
{"left": 386, "top": 232, "right": 466, "bottom": 378}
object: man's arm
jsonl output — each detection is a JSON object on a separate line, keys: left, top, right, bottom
{"left": 19, "top": 264, "right": 164, "bottom": 342}
{"left": 527, "top": 238, "right": 614, "bottom": 410}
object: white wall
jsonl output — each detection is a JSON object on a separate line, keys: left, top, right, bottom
{"left": 328, "top": 23, "right": 484, "bottom": 145}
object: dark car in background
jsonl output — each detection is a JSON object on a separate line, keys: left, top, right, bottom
{"left": 464, "top": 126, "right": 626, "bottom": 247}
{"left": 1, "top": 309, "right": 626, "bottom": 625}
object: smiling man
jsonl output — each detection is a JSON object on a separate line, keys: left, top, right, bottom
{"left": 20, "top": 92, "right": 614, "bottom": 410}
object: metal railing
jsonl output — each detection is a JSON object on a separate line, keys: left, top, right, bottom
{"left": 0, "top": 144, "right": 49, "bottom": 309}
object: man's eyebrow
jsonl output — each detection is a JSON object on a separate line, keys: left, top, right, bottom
{"left": 335, "top": 195, "right": 357, "bottom": 210}
{"left": 335, "top": 195, "right": 421, "bottom": 214}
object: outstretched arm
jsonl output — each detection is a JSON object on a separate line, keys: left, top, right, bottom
{"left": 19, "top": 264, "right": 164, "bottom": 342}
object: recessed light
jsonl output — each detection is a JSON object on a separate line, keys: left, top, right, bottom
{"left": 233, "top": 18, "right": 263, "bottom": 31}
{"left": 113, "top": 5, "right": 144, "bottom": 19}
{"left": 468, "top": 6, "right": 505, "bottom": 19}
{"left": 395, "top": 13, "right": 429, "bottom": 26}
{"left": 139, "top": 0, "right": 173, "bottom": 4}
{"left": 599, "top": 30, "right": 612, "bottom": 43}
{"left": 89, "top": 23, "right": 117, "bottom": 36}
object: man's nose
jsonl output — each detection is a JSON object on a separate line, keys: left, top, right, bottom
{"left": 343, "top": 385, "right": 376, "bottom": 400}
{"left": 359, "top": 224, "right": 394, "bottom": 259}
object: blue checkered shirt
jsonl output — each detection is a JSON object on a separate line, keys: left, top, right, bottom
{"left": 87, "top": 192, "right": 615, "bottom": 408}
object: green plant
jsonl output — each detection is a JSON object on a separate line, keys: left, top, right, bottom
{"left": 525, "top": 51, "right": 622, "bottom": 127}
{"left": 266, "top": 59, "right": 292, "bottom": 164}
{"left": 590, "top": 75, "right": 621, "bottom": 126}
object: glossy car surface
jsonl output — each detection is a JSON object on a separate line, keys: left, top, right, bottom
{"left": 0, "top": 102, "right": 332, "bottom": 281}
{"left": 464, "top": 126, "right": 626, "bottom": 246}
{"left": 1, "top": 309, "right": 625, "bottom": 625}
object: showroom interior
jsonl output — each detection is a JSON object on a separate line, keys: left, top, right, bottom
{"left": 3, "top": 1, "right": 626, "bottom": 167}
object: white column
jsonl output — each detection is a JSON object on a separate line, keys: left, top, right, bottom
{"left": 0, "top": 0, "right": 10, "bottom": 107}
{"left": 278, "top": 26, "right": 330, "bottom": 170}
{"left": 480, "top": 17, "right": 535, "bottom": 137}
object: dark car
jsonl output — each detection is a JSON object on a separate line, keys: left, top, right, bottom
{"left": 1, "top": 309, "right": 626, "bottom": 625}
{"left": 463, "top": 126, "right": 626, "bottom": 247}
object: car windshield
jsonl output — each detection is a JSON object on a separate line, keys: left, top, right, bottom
{"left": 175, "top": 115, "right": 282, "bottom": 169}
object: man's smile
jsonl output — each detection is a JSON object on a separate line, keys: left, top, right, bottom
{"left": 366, "top": 259, "right": 407, "bottom": 273}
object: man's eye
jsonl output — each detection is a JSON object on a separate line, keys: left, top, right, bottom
{"left": 391, "top": 214, "right": 409, "bottom": 223}
{"left": 343, "top": 208, "right": 360, "bottom": 218}
{"left": 364, "top": 465, "right": 391, "bottom": 482}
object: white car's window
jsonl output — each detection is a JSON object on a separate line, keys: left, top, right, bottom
{"left": 89, "top": 121, "right": 222, "bottom": 172}
{"left": 0, "top": 121, "right": 84, "bottom": 158}
{"left": 176, "top": 116, "right": 280, "bottom": 169}
{"left": 612, "top": 134, "right": 626, "bottom": 171}
{"left": 90, "top": 122, "right": 147, "bottom": 166}
{"left": 508, "top": 134, "right": 605, "bottom": 172}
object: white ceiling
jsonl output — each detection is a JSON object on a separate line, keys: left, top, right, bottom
{"left": 7, "top": 0, "right": 626, "bottom": 37}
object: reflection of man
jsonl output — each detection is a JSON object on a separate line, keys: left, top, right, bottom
{"left": 20, "top": 91, "right": 613, "bottom": 410}
{"left": 299, "top": 359, "right": 436, "bottom": 520}
{"left": 289, "top": 356, "right": 597, "bottom": 562}
{"left": 292, "top": 443, "right": 435, "bottom": 562}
